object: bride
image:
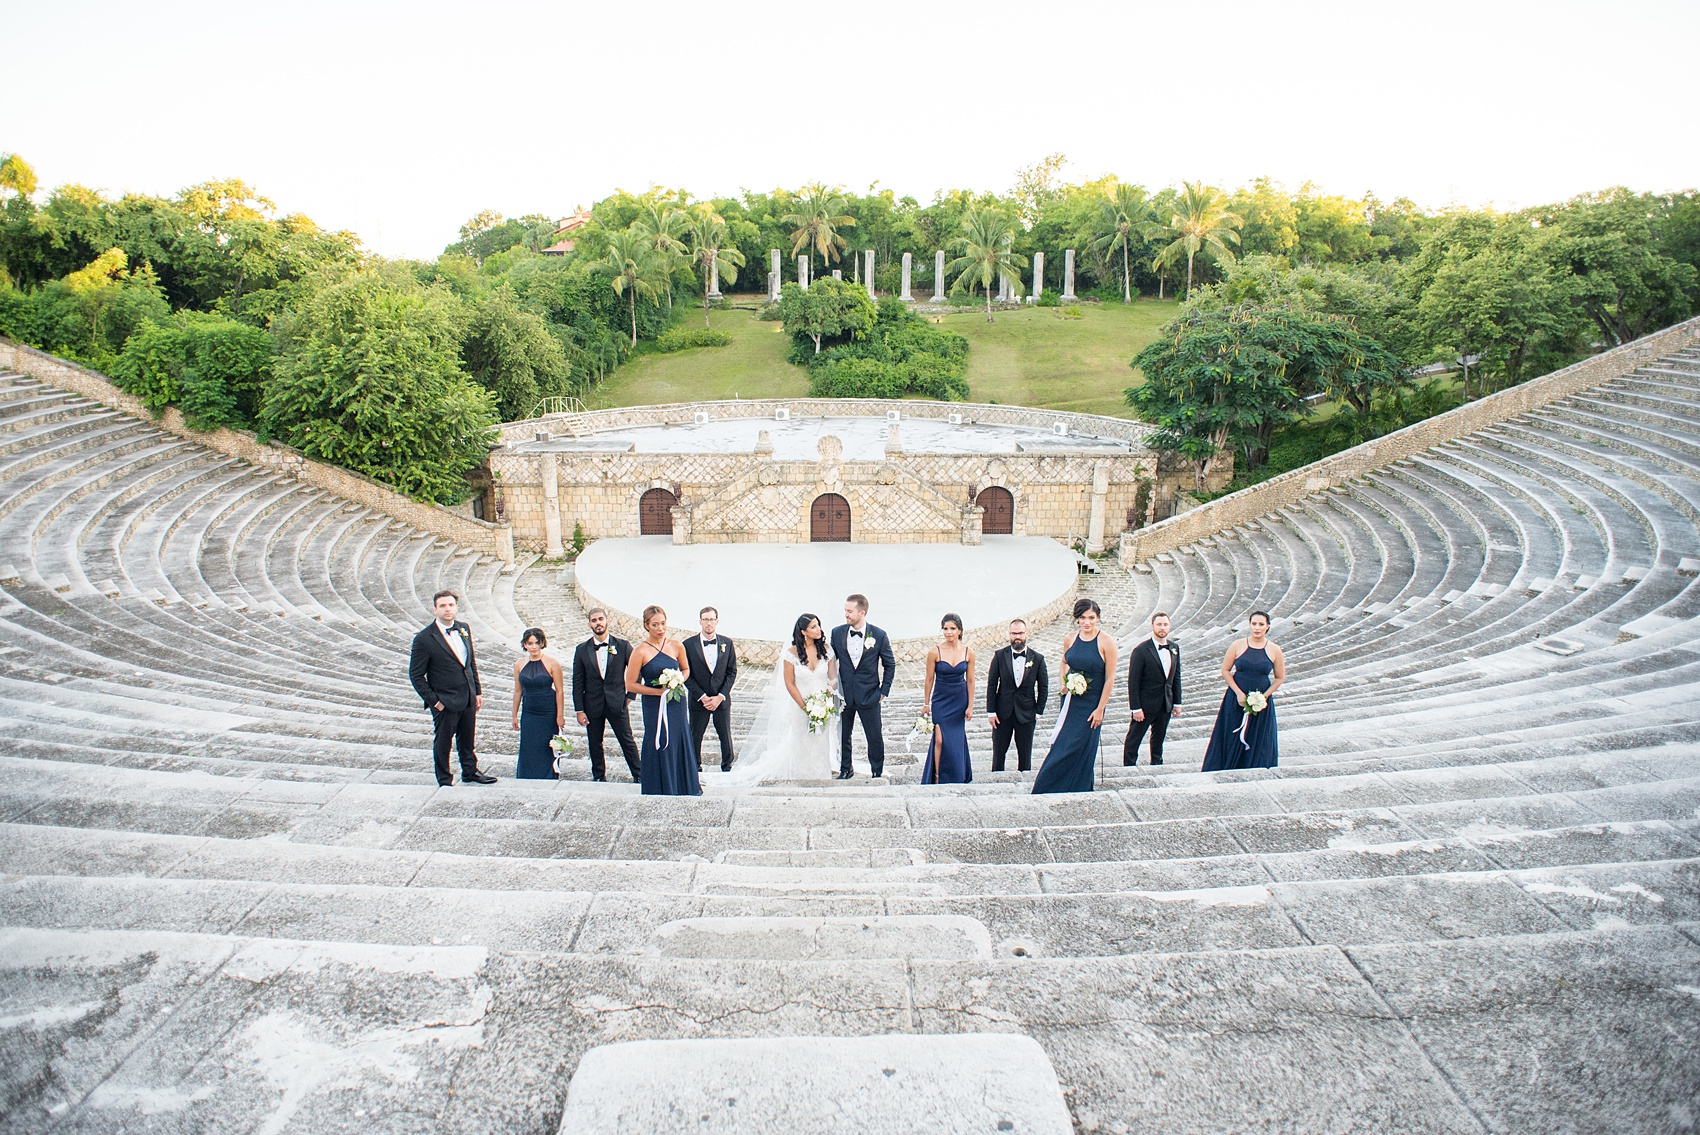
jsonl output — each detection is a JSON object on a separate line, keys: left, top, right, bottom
{"left": 720, "top": 613, "right": 838, "bottom": 784}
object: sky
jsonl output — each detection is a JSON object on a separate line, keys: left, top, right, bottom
{"left": 6, "top": 0, "right": 1697, "bottom": 260}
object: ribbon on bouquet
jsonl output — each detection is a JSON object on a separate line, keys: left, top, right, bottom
{"left": 654, "top": 689, "right": 669, "bottom": 751}
{"left": 1235, "top": 705, "right": 1251, "bottom": 750}
{"left": 1048, "top": 693, "right": 1073, "bottom": 747}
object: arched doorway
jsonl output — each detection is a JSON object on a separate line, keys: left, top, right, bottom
{"left": 810, "top": 493, "right": 851, "bottom": 542}
{"left": 978, "top": 486, "right": 1014, "bottom": 534}
{"left": 639, "top": 487, "right": 677, "bottom": 535}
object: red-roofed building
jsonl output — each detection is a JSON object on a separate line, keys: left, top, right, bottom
{"left": 541, "top": 210, "right": 592, "bottom": 256}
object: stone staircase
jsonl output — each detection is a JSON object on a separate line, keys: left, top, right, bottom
{"left": 1, "top": 349, "right": 1698, "bottom": 1134}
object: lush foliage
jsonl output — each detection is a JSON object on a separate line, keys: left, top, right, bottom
{"left": 777, "top": 278, "right": 876, "bottom": 355}
{"left": 801, "top": 297, "right": 970, "bottom": 400}
{"left": 654, "top": 327, "right": 733, "bottom": 351}
{"left": 113, "top": 312, "right": 275, "bottom": 428}
{"left": 261, "top": 271, "right": 498, "bottom": 502}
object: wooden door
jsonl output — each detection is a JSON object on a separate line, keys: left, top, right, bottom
{"left": 979, "top": 486, "right": 1014, "bottom": 534}
{"left": 810, "top": 493, "right": 851, "bottom": 542}
{"left": 639, "top": 488, "right": 677, "bottom": 535}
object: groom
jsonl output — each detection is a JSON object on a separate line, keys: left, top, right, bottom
{"left": 830, "top": 593, "right": 895, "bottom": 780}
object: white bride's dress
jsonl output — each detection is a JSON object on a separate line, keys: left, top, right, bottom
{"left": 721, "top": 645, "right": 835, "bottom": 784}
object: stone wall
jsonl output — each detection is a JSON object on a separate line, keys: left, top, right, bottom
{"left": 0, "top": 338, "right": 517, "bottom": 564}
{"left": 1118, "top": 315, "right": 1700, "bottom": 566}
{"left": 490, "top": 421, "right": 1157, "bottom": 552}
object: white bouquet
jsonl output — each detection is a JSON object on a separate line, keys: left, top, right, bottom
{"left": 1063, "top": 671, "right": 1089, "bottom": 697}
{"left": 914, "top": 712, "right": 934, "bottom": 733}
{"left": 1244, "top": 690, "right": 1268, "bottom": 715}
{"left": 548, "top": 734, "right": 574, "bottom": 757}
{"left": 652, "top": 667, "right": 687, "bottom": 703}
{"left": 804, "top": 689, "right": 839, "bottom": 734}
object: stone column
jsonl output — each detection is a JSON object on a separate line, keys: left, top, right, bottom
{"left": 798, "top": 256, "right": 810, "bottom": 289}
{"left": 961, "top": 502, "right": 983, "bottom": 546}
{"left": 769, "top": 250, "right": 781, "bottom": 301}
{"left": 864, "top": 250, "right": 876, "bottom": 301}
{"left": 932, "top": 250, "right": 946, "bottom": 303}
{"left": 900, "top": 252, "right": 913, "bottom": 302}
{"left": 1086, "top": 460, "right": 1109, "bottom": 554}
{"left": 540, "top": 451, "right": 564, "bottom": 558}
{"left": 998, "top": 271, "right": 1011, "bottom": 303}
{"left": 707, "top": 252, "right": 722, "bottom": 300}
{"left": 832, "top": 269, "right": 842, "bottom": 280}
{"left": 1063, "top": 249, "right": 1076, "bottom": 300}
{"left": 1030, "top": 252, "right": 1044, "bottom": 303}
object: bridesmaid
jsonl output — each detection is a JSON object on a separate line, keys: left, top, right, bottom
{"left": 1201, "top": 611, "right": 1285, "bottom": 771}
{"left": 921, "top": 613, "right": 974, "bottom": 784}
{"left": 626, "top": 605, "right": 702, "bottom": 796}
{"left": 1033, "top": 599, "right": 1118, "bottom": 794}
{"left": 511, "top": 627, "right": 566, "bottom": 779}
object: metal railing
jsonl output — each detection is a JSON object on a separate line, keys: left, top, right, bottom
{"left": 530, "top": 396, "right": 588, "bottom": 417}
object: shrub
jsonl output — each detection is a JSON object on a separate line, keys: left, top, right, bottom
{"left": 808, "top": 357, "right": 907, "bottom": 399}
{"left": 112, "top": 312, "right": 274, "bottom": 425}
{"left": 654, "top": 327, "right": 733, "bottom": 352}
{"left": 1036, "top": 290, "right": 1062, "bottom": 308}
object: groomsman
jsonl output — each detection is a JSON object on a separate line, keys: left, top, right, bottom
{"left": 684, "top": 605, "right": 738, "bottom": 772}
{"left": 571, "top": 608, "right": 641, "bottom": 782}
{"left": 831, "top": 593, "right": 895, "bottom": 779}
{"left": 1123, "top": 611, "right": 1182, "bottom": 765}
{"left": 408, "top": 589, "right": 498, "bottom": 786}
{"left": 985, "top": 618, "right": 1050, "bottom": 772}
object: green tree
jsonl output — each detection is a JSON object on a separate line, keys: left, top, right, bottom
{"left": 461, "top": 286, "right": 574, "bottom": 419}
{"left": 633, "top": 195, "right": 690, "bottom": 309}
{"left": 781, "top": 183, "right": 856, "bottom": 276}
{"left": 1090, "top": 182, "right": 1154, "bottom": 303}
{"left": 946, "top": 207, "right": 1029, "bottom": 322}
{"left": 1534, "top": 189, "right": 1697, "bottom": 345}
{"left": 261, "top": 271, "right": 497, "bottom": 503}
{"left": 776, "top": 277, "right": 875, "bottom": 354}
{"left": 1152, "top": 181, "right": 1243, "bottom": 298}
{"left": 0, "top": 153, "right": 37, "bottom": 200}
{"left": 686, "top": 206, "right": 745, "bottom": 327}
{"left": 595, "top": 226, "right": 666, "bottom": 347}
{"left": 458, "top": 210, "right": 504, "bottom": 266}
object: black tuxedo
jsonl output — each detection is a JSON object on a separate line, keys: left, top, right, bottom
{"left": 409, "top": 620, "right": 486, "bottom": 784}
{"left": 684, "top": 634, "right": 738, "bottom": 771}
{"left": 572, "top": 635, "right": 640, "bottom": 781}
{"left": 830, "top": 622, "right": 896, "bottom": 777}
{"left": 1123, "top": 638, "right": 1182, "bottom": 765}
{"left": 985, "top": 645, "right": 1049, "bottom": 772}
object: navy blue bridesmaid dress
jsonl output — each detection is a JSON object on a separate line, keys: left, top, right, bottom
{"left": 515, "top": 658, "right": 559, "bottom": 779}
{"left": 1032, "top": 634, "right": 1107, "bottom": 794}
{"left": 638, "top": 648, "right": 702, "bottom": 796}
{"left": 1201, "top": 645, "right": 1279, "bottom": 771}
{"left": 923, "top": 657, "right": 972, "bottom": 784}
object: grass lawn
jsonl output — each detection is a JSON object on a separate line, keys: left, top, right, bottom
{"left": 591, "top": 296, "right": 1180, "bottom": 419}
{"left": 592, "top": 307, "right": 808, "bottom": 407}
{"left": 940, "top": 299, "right": 1179, "bottom": 418}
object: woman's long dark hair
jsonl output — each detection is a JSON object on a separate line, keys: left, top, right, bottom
{"left": 792, "top": 613, "right": 821, "bottom": 664}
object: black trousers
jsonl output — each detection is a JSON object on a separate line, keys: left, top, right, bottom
{"left": 990, "top": 717, "right": 1035, "bottom": 772}
{"left": 1123, "top": 709, "right": 1172, "bottom": 765}
{"left": 585, "top": 705, "right": 640, "bottom": 781}
{"left": 430, "top": 704, "right": 480, "bottom": 783}
{"left": 839, "top": 699, "right": 885, "bottom": 777}
{"left": 690, "top": 697, "right": 736, "bottom": 770}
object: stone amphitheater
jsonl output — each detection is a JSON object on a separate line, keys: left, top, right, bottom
{"left": 1, "top": 320, "right": 1698, "bottom": 1134}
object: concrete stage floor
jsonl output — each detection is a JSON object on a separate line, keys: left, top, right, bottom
{"left": 572, "top": 536, "right": 1080, "bottom": 660}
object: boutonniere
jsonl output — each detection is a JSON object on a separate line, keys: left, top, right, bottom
{"left": 458, "top": 628, "right": 469, "bottom": 639}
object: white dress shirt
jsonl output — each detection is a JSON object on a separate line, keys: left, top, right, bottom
{"left": 438, "top": 621, "right": 466, "bottom": 665}
{"left": 593, "top": 636, "right": 611, "bottom": 678}
{"left": 701, "top": 635, "right": 719, "bottom": 672}
{"left": 1011, "top": 650, "right": 1028, "bottom": 685}
{"left": 847, "top": 627, "right": 866, "bottom": 668}
{"left": 1154, "top": 639, "right": 1172, "bottom": 677}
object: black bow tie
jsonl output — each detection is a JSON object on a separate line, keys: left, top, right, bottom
{"left": 850, "top": 630, "right": 864, "bottom": 637}
{"left": 1011, "top": 649, "right": 1026, "bottom": 656}
{"left": 702, "top": 638, "right": 717, "bottom": 646}
{"left": 595, "top": 642, "right": 610, "bottom": 651}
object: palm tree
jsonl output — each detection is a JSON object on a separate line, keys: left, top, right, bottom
{"left": 1151, "top": 181, "right": 1243, "bottom": 298}
{"left": 633, "top": 195, "right": 690, "bottom": 309}
{"left": 687, "top": 206, "right": 746, "bottom": 327}
{"left": 1090, "top": 183, "right": 1154, "bottom": 304}
{"left": 780, "top": 183, "right": 856, "bottom": 277}
{"left": 946, "top": 207, "right": 1029, "bottom": 323}
{"left": 596, "top": 226, "right": 665, "bottom": 347}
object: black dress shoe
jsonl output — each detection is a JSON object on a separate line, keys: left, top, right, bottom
{"left": 463, "top": 771, "right": 497, "bottom": 784}
{"left": 436, "top": 780, "right": 454, "bottom": 788}
{"left": 721, "top": 764, "right": 732, "bottom": 773}
{"left": 1150, "top": 757, "right": 1163, "bottom": 766}
{"left": 835, "top": 770, "right": 854, "bottom": 780}
{"left": 592, "top": 775, "right": 606, "bottom": 782}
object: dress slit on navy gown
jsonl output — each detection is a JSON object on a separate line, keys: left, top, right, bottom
{"left": 923, "top": 658, "right": 971, "bottom": 784}
{"left": 515, "top": 659, "right": 559, "bottom": 779}
{"left": 1032, "top": 635, "right": 1106, "bottom": 794}
{"left": 1201, "top": 645, "right": 1279, "bottom": 771}
{"left": 638, "top": 650, "right": 702, "bottom": 796}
